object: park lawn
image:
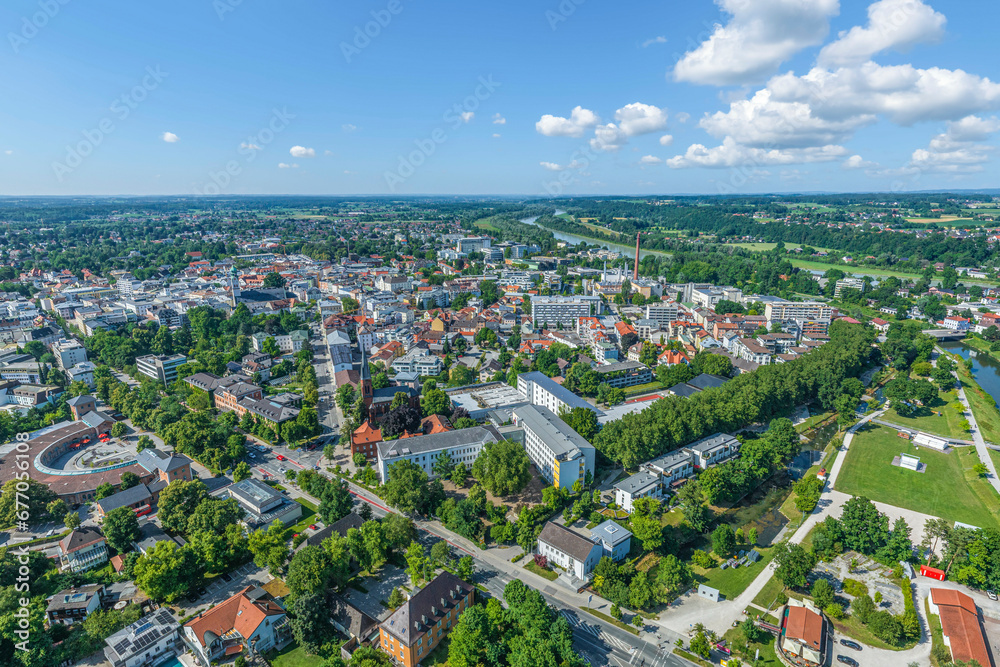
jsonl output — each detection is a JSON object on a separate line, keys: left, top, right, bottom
{"left": 881, "top": 387, "right": 967, "bottom": 440}
{"left": 283, "top": 499, "right": 318, "bottom": 538}
{"left": 787, "top": 258, "right": 922, "bottom": 280}
{"left": 834, "top": 425, "right": 1000, "bottom": 529}
{"left": 957, "top": 361, "right": 1000, "bottom": 445}
{"left": 473, "top": 218, "right": 501, "bottom": 233}
{"left": 691, "top": 545, "right": 776, "bottom": 600}
{"left": 623, "top": 381, "right": 667, "bottom": 396}
{"left": 267, "top": 642, "right": 325, "bottom": 667}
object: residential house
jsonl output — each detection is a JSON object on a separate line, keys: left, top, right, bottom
{"left": 536, "top": 521, "right": 603, "bottom": 581}
{"left": 183, "top": 586, "right": 290, "bottom": 665}
{"left": 378, "top": 572, "right": 474, "bottom": 667}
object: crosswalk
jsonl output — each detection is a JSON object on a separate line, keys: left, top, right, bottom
{"left": 560, "top": 610, "right": 634, "bottom": 653}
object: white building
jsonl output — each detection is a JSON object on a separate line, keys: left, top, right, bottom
{"left": 536, "top": 522, "right": 603, "bottom": 581}
{"left": 589, "top": 520, "right": 632, "bottom": 562}
{"left": 764, "top": 301, "right": 834, "bottom": 324}
{"left": 376, "top": 427, "right": 500, "bottom": 484}
{"left": 516, "top": 371, "right": 601, "bottom": 416}
{"left": 104, "top": 608, "right": 180, "bottom": 667}
{"left": 530, "top": 295, "right": 602, "bottom": 328}
{"left": 613, "top": 471, "right": 662, "bottom": 513}
{"left": 53, "top": 339, "right": 88, "bottom": 370}
{"left": 513, "top": 404, "right": 595, "bottom": 490}
{"left": 644, "top": 303, "right": 680, "bottom": 326}
{"left": 136, "top": 353, "right": 188, "bottom": 386}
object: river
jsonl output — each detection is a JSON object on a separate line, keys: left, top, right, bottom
{"left": 519, "top": 212, "right": 670, "bottom": 260}
{"left": 940, "top": 341, "right": 1000, "bottom": 409}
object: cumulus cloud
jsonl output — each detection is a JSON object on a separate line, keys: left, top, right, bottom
{"left": 4, "top": 150, "right": 11, "bottom": 155}
{"left": 290, "top": 146, "right": 316, "bottom": 158}
{"left": 675, "top": 112, "right": 691, "bottom": 123}
{"left": 162, "top": 132, "right": 179, "bottom": 143}
{"left": 842, "top": 154, "right": 879, "bottom": 169}
{"left": 492, "top": 133, "right": 502, "bottom": 138}
{"left": 590, "top": 123, "right": 628, "bottom": 152}
{"left": 659, "top": 135, "right": 674, "bottom": 146}
{"left": 492, "top": 113, "right": 506, "bottom": 125}
{"left": 240, "top": 142, "right": 261, "bottom": 151}
{"left": 699, "top": 88, "right": 876, "bottom": 148}
{"left": 640, "top": 155, "right": 664, "bottom": 165}
{"left": 673, "top": 0, "right": 839, "bottom": 85}
{"left": 818, "top": 0, "right": 946, "bottom": 67}
{"left": 667, "top": 136, "right": 848, "bottom": 168}
{"left": 342, "top": 124, "right": 357, "bottom": 132}
{"left": 540, "top": 161, "right": 565, "bottom": 171}
{"left": 278, "top": 163, "right": 299, "bottom": 169}
{"left": 460, "top": 111, "right": 475, "bottom": 123}
{"left": 641, "top": 36, "right": 667, "bottom": 47}
{"left": 615, "top": 103, "right": 668, "bottom": 136}
{"left": 536, "top": 106, "right": 600, "bottom": 137}
{"left": 908, "top": 115, "right": 1000, "bottom": 173}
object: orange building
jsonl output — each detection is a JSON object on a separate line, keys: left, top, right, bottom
{"left": 352, "top": 421, "right": 383, "bottom": 460}
{"left": 379, "top": 572, "right": 474, "bottom": 667}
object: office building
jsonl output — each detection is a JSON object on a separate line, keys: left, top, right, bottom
{"left": 378, "top": 572, "right": 474, "bottom": 667}
{"left": 517, "top": 371, "right": 601, "bottom": 416}
{"left": 53, "top": 339, "right": 88, "bottom": 370}
{"left": 377, "top": 426, "right": 500, "bottom": 484}
{"left": 136, "top": 353, "right": 187, "bottom": 386}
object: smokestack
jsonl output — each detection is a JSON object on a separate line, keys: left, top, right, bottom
{"left": 633, "top": 232, "right": 641, "bottom": 280}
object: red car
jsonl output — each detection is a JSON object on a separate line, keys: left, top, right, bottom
{"left": 309, "top": 524, "right": 318, "bottom": 531}
{"left": 276, "top": 454, "right": 286, "bottom": 461}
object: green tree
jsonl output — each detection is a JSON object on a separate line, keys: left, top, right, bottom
{"left": 382, "top": 460, "right": 442, "bottom": 514}
{"left": 248, "top": 520, "right": 291, "bottom": 575}
{"left": 773, "top": 542, "right": 816, "bottom": 589}
{"left": 286, "top": 545, "right": 336, "bottom": 600}
{"left": 712, "top": 524, "right": 737, "bottom": 558}
{"left": 318, "top": 479, "right": 354, "bottom": 524}
{"left": 110, "top": 421, "right": 127, "bottom": 438}
{"left": 811, "top": 578, "right": 834, "bottom": 609}
{"left": 64, "top": 511, "right": 82, "bottom": 530}
{"left": 94, "top": 482, "right": 116, "bottom": 501}
{"left": 102, "top": 506, "right": 141, "bottom": 554}
{"left": 0, "top": 478, "right": 56, "bottom": 526}
{"left": 233, "top": 461, "right": 252, "bottom": 482}
{"left": 840, "top": 496, "right": 890, "bottom": 555}
{"left": 405, "top": 540, "right": 427, "bottom": 586}
{"left": 134, "top": 541, "right": 194, "bottom": 601}
{"left": 421, "top": 388, "right": 452, "bottom": 417}
{"left": 120, "top": 471, "right": 141, "bottom": 489}
{"left": 289, "top": 593, "right": 333, "bottom": 655}
{"left": 471, "top": 440, "right": 532, "bottom": 496}
{"left": 157, "top": 479, "right": 208, "bottom": 534}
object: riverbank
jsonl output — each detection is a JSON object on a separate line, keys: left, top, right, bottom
{"left": 956, "top": 360, "right": 1000, "bottom": 446}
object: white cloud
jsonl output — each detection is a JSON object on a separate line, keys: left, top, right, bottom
{"left": 535, "top": 106, "right": 600, "bottom": 137}
{"left": 540, "top": 162, "right": 565, "bottom": 171}
{"left": 614, "top": 103, "right": 668, "bottom": 136}
{"left": 240, "top": 142, "right": 261, "bottom": 151}
{"left": 700, "top": 88, "right": 875, "bottom": 148}
{"left": 492, "top": 113, "right": 506, "bottom": 125}
{"left": 640, "top": 155, "right": 664, "bottom": 165}
{"left": 842, "top": 154, "right": 878, "bottom": 169}
{"left": 667, "top": 136, "right": 847, "bottom": 168}
{"left": 290, "top": 146, "right": 316, "bottom": 158}
{"left": 673, "top": 0, "right": 840, "bottom": 85}
{"left": 162, "top": 132, "right": 179, "bottom": 143}
{"left": 540, "top": 159, "right": 587, "bottom": 172}
{"left": 659, "top": 134, "right": 674, "bottom": 146}
{"left": 908, "top": 115, "right": 1000, "bottom": 173}
{"left": 818, "top": 0, "right": 946, "bottom": 67}
{"left": 492, "top": 133, "right": 502, "bottom": 138}
{"left": 641, "top": 36, "right": 667, "bottom": 48}
{"left": 4, "top": 150, "right": 11, "bottom": 155}
{"left": 342, "top": 124, "right": 357, "bottom": 132}
{"left": 278, "top": 162, "right": 299, "bottom": 169}
{"left": 768, "top": 62, "right": 1000, "bottom": 126}
{"left": 675, "top": 112, "right": 691, "bottom": 123}
{"left": 590, "top": 123, "right": 628, "bottom": 152}
{"left": 460, "top": 111, "right": 475, "bottom": 123}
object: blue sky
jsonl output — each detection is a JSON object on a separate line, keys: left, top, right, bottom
{"left": 1, "top": 0, "right": 998, "bottom": 196}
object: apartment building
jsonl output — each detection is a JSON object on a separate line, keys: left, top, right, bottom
{"left": 834, "top": 277, "right": 866, "bottom": 298}
{"left": 455, "top": 236, "right": 492, "bottom": 254}
{"left": 732, "top": 337, "right": 773, "bottom": 365}
{"left": 763, "top": 301, "right": 834, "bottom": 324}
{"left": 378, "top": 572, "right": 474, "bottom": 667}
{"left": 58, "top": 528, "right": 109, "bottom": 572}
{"left": 530, "top": 295, "right": 602, "bottom": 328}
{"left": 512, "top": 404, "right": 595, "bottom": 490}
{"left": 391, "top": 349, "right": 444, "bottom": 376}
{"left": 536, "top": 522, "right": 603, "bottom": 580}
{"left": 593, "top": 360, "right": 653, "bottom": 389}
{"left": 644, "top": 303, "right": 680, "bottom": 326}
{"left": 517, "top": 371, "right": 601, "bottom": 415}
{"left": 104, "top": 608, "right": 180, "bottom": 667}
{"left": 613, "top": 471, "right": 662, "bottom": 512}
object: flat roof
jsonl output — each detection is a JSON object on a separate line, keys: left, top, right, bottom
{"left": 518, "top": 371, "right": 602, "bottom": 414}
{"left": 378, "top": 425, "right": 500, "bottom": 459}
{"left": 512, "top": 404, "right": 593, "bottom": 460}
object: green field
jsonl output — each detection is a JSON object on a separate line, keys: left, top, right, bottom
{"left": 691, "top": 545, "right": 777, "bottom": 600}
{"left": 730, "top": 242, "right": 833, "bottom": 253}
{"left": 788, "top": 257, "right": 998, "bottom": 286}
{"left": 881, "top": 387, "right": 966, "bottom": 440}
{"left": 835, "top": 425, "right": 1000, "bottom": 528}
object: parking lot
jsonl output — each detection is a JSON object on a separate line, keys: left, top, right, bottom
{"left": 342, "top": 564, "right": 409, "bottom": 622}
{"left": 173, "top": 561, "right": 270, "bottom": 617}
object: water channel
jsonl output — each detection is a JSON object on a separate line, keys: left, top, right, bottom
{"left": 519, "top": 213, "right": 670, "bottom": 260}
{"left": 940, "top": 340, "right": 1000, "bottom": 409}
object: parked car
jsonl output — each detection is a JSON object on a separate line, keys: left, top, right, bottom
{"left": 836, "top": 656, "right": 859, "bottom": 667}
{"left": 988, "top": 590, "right": 998, "bottom": 601}
{"left": 839, "top": 639, "right": 862, "bottom": 651}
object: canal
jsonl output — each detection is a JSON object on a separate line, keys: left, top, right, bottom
{"left": 520, "top": 212, "right": 671, "bottom": 260}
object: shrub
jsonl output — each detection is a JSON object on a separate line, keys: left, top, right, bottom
{"left": 842, "top": 578, "right": 869, "bottom": 598}
{"left": 825, "top": 603, "right": 845, "bottom": 619}
{"left": 692, "top": 549, "right": 714, "bottom": 569}
{"left": 533, "top": 554, "right": 548, "bottom": 569}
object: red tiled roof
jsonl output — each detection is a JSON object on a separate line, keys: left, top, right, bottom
{"left": 184, "top": 586, "right": 284, "bottom": 648}
{"left": 931, "top": 588, "right": 991, "bottom": 667}
{"left": 784, "top": 606, "right": 823, "bottom": 650}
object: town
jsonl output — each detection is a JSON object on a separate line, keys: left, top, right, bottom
{"left": 0, "top": 194, "right": 999, "bottom": 667}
